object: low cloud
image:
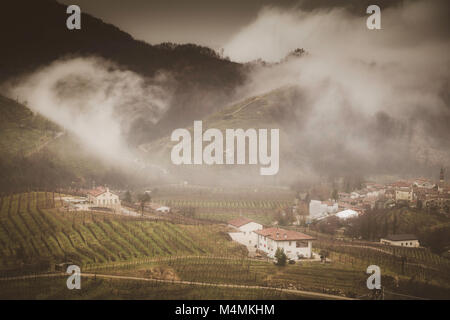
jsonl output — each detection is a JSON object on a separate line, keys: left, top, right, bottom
{"left": 223, "top": 0, "right": 450, "bottom": 182}
{"left": 4, "top": 56, "right": 173, "bottom": 166}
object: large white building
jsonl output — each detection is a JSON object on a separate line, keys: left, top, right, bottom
{"left": 380, "top": 234, "right": 420, "bottom": 247}
{"left": 335, "top": 209, "right": 359, "bottom": 220}
{"left": 255, "top": 227, "right": 315, "bottom": 260}
{"left": 228, "top": 217, "right": 263, "bottom": 247}
{"left": 87, "top": 187, "right": 121, "bottom": 212}
{"left": 309, "top": 200, "right": 338, "bottom": 219}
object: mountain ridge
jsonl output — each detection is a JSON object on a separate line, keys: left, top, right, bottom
{"left": 0, "top": 0, "right": 245, "bottom": 142}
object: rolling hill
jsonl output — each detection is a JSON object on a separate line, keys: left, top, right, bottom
{"left": 0, "top": 0, "right": 245, "bottom": 142}
{"left": 139, "top": 84, "right": 450, "bottom": 186}
{"left": 0, "top": 94, "right": 148, "bottom": 192}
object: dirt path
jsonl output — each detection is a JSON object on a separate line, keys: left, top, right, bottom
{"left": 0, "top": 272, "right": 354, "bottom": 300}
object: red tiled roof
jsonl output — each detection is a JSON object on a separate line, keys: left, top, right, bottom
{"left": 389, "top": 181, "right": 411, "bottom": 188}
{"left": 254, "top": 228, "right": 315, "bottom": 241}
{"left": 87, "top": 187, "right": 107, "bottom": 197}
{"left": 87, "top": 187, "right": 117, "bottom": 197}
{"left": 228, "top": 217, "right": 254, "bottom": 228}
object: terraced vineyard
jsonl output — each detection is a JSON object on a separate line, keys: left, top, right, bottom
{"left": 155, "top": 199, "right": 292, "bottom": 224}
{"left": 157, "top": 199, "right": 292, "bottom": 210}
{"left": 0, "top": 192, "right": 245, "bottom": 275}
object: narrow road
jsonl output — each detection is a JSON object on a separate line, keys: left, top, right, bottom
{"left": 0, "top": 272, "right": 354, "bottom": 300}
{"left": 25, "top": 131, "right": 65, "bottom": 157}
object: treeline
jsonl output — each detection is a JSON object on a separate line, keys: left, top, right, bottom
{"left": 311, "top": 208, "right": 450, "bottom": 256}
{"left": 0, "top": 153, "right": 141, "bottom": 194}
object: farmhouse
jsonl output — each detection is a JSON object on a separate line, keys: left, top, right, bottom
{"left": 380, "top": 234, "right": 420, "bottom": 247}
{"left": 228, "top": 217, "right": 263, "bottom": 246}
{"left": 255, "top": 227, "right": 315, "bottom": 260}
{"left": 87, "top": 187, "right": 121, "bottom": 212}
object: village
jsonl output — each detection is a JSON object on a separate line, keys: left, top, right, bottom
{"left": 52, "top": 168, "right": 449, "bottom": 266}
{"left": 299, "top": 168, "right": 450, "bottom": 223}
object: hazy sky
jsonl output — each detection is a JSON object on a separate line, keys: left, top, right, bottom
{"left": 58, "top": 0, "right": 405, "bottom": 49}
{"left": 58, "top": 0, "right": 286, "bottom": 49}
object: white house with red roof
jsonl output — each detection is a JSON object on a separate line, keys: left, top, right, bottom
{"left": 255, "top": 227, "right": 315, "bottom": 260}
{"left": 87, "top": 187, "right": 121, "bottom": 212}
{"left": 227, "top": 217, "right": 263, "bottom": 247}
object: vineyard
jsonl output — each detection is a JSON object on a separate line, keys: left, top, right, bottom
{"left": 1, "top": 192, "right": 449, "bottom": 299}
{"left": 0, "top": 192, "right": 246, "bottom": 275}
{"left": 315, "top": 240, "right": 450, "bottom": 288}
{"left": 157, "top": 199, "right": 291, "bottom": 210}
{"left": 80, "top": 255, "right": 438, "bottom": 298}
{"left": 156, "top": 199, "right": 292, "bottom": 224}
{"left": 0, "top": 275, "right": 314, "bottom": 300}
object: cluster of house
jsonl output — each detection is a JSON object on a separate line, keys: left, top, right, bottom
{"left": 228, "top": 217, "right": 315, "bottom": 260}
{"left": 385, "top": 169, "right": 450, "bottom": 212}
{"left": 59, "top": 186, "right": 175, "bottom": 215}
{"left": 304, "top": 168, "right": 450, "bottom": 222}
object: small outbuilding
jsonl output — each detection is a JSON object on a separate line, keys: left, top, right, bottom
{"left": 380, "top": 234, "right": 420, "bottom": 247}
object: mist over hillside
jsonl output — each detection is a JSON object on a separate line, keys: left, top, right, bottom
{"left": 0, "top": 0, "right": 245, "bottom": 143}
{"left": 0, "top": 0, "right": 448, "bottom": 190}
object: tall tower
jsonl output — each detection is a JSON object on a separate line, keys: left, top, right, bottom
{"left": 438, "top": 167, "right": 445, "bottom": 192}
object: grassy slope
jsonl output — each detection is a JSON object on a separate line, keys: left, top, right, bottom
{"left": 0, "top": 95, "right": 135, "bottom": 191}
{"left": 0, "top": 95, "right": 59, "bottom": 160}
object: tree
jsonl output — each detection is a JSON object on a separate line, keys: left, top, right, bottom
{"left": 276, "top": 208, "right": 296, "bottom": 226}
{"left": 138, "top": 193, "right": 151, "bottom": 216}
{"left": 331, "top": 189, "right": 338, "bottom": 201}
{"left": 181, "top": 206, "right": 196, "bottom": 218}
{"left": 319, "top": 249, "right": 329, "bottom": 263}
{"left": 304, "top": 192, "right": 310, "bottom": 205}
{"left": 392, "top": 212, "right": 398, "bottom": 235}
{"left": 123, "top": 191, "right": 132, "bottom": 204}
{"left": 274, "top": 248, "right": 287, "bottom": 266}
{"left": 383, "top": 215, "right": 389, "bottom": 237}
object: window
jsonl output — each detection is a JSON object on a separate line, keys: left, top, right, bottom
{"left": 296, "top": 241, "right": 308, "bottom": 248}
{"left": 289, "top": 241, "right": 292, "bottom": 246}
